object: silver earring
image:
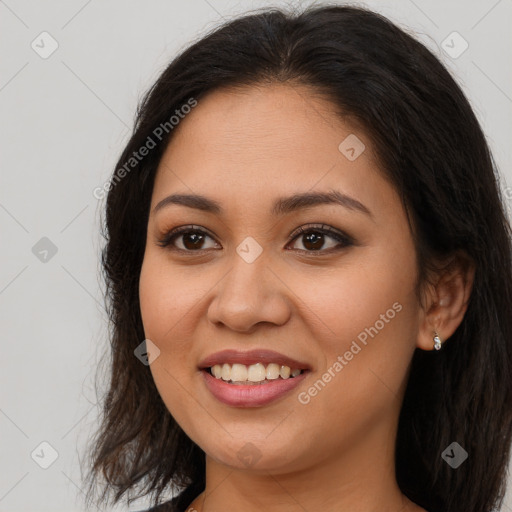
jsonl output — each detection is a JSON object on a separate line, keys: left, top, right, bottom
{"left": 433, "top": 331, "right": 442, "bottom": 351}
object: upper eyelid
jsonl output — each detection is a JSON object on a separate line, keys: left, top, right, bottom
{"left": 291, "top": 224, "right": 346, "bottom": 238}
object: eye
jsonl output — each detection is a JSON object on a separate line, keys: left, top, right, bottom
{"left": 286, "top": 224, "right": 353, "bottom": 253}
{"left": 157, "top": 223, "right": 353, "bottom": 254}
{"left": 157, "top": 225, "right": 219, "bottom": 252}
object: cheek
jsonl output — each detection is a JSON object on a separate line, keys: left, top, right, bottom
{"left": 289, "top": 252, "right": 419, "bottom": 446}
{"left": 291, "top": 244, "right": 418, "bottom": 354}
{"left": 139, "top": 250, "right": 205, "bottom": 348}
{"left": 138, "top": 252, "right": 201, "bottom": 425}
{"left": 138, "top": 250, "right": 218, "bottom": 403}
{"left": 290, "top": 246, "right": 420, "bottom": 426}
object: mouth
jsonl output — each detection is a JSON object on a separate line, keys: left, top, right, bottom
{"left": 204, "top": 362, "right": 306, "bottom": 385}
{"left": 198, "top": 349, "right": 311, "bottom": 407}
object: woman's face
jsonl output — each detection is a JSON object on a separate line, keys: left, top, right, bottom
{"left": 139, "top": 83, "right": 424, "bottom": 475}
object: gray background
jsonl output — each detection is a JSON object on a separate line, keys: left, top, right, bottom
{"left": 1, "top": 0, "right": 511, "bottom": 511}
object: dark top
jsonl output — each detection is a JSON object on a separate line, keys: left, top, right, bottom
{"left": 135, "top": 484, "right": 202, "bottom": 512}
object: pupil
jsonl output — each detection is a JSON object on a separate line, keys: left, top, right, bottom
{"left": 304, "top": 232, "right": 323, "bottom": 250}
{"left": 184, "top": 232, "right": 204, "bottom": 250}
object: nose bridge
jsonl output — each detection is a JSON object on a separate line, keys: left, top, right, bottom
{"left": 207, "top": 241, "right": 290, "bottom": 331}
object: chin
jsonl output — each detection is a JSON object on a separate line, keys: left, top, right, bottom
{"left": 199, "top": 435, "right": 306, "bottom": 474}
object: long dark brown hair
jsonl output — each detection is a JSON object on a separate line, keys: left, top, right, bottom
{"left": 82, "top": 4, "right": 512, "bottom": 512}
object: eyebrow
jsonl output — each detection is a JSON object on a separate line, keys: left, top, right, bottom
{"left": 153, "top": 190, "right": 373, "bottom": 218}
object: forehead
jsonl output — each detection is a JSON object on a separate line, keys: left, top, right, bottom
{"left": 166, "top": 83, "right": 355, "bottom": 158}
{"left": 150, "top": 83, "right": 396, "bottom": 221}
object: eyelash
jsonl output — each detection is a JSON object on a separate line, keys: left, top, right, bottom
{"left": 156, "top": 224, "right": 354, "bottom": 255}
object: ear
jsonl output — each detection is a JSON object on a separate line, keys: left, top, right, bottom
{"left": 417, "top": 251, "right": 475, "bottom": 351}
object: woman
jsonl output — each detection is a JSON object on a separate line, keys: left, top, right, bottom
{"left": 83, "top": 4, "right": 512, "bottom": 512}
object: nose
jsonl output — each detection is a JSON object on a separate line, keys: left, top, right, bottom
{"left": 206, "top": 250, "right": 291, "bottom": 333}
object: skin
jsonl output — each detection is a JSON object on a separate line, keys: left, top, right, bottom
{"left": 138, "top": 83, "right": 474, "bottom": 512}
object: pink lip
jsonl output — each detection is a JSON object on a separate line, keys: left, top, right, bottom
{"left": 201, "top": 369, "right": 309, "bottom": 407}
{"left": 198, "top": 349, "right": 311, "bottom": 371}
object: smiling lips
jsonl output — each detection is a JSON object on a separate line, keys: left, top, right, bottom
{"left": 199, "top": 349, "right": 311, "bottom": 407}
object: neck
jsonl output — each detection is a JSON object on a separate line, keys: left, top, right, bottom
{"left": 185, "top": 418, "right": 424, "bottom": 512}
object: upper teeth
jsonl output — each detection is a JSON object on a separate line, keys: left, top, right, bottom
{"left": 210, "top": 363, "right": 302, "bottom": 382}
